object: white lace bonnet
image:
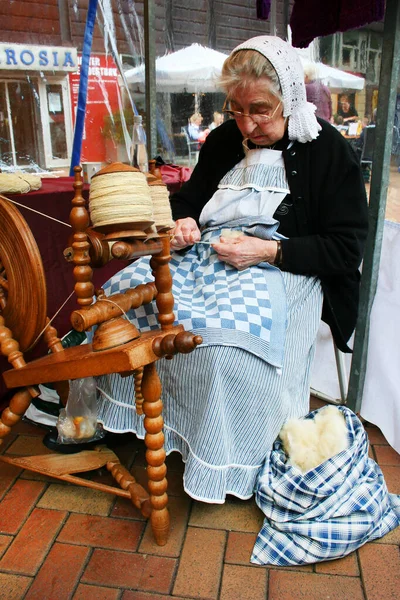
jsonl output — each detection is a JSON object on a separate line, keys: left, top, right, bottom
{"left": 231, "top": 36, "right": 321, "bottom": 143}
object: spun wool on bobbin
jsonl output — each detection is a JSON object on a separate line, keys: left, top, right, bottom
{"left": 88, "top": 166, "right": 154, "bottom": 228}
{"left": 148, "top": 180, "right": 174, "bottom": 230}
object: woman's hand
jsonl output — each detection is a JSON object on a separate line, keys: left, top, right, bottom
{"left": 212, "top": 235, "right": 279, "bottom": 270}
{"left": 170, "top": 217, "right": 201, "bottom": 250}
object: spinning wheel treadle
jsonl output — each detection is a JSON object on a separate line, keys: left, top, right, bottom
{"left": 0, "top": 167, "right": 202, "bottom": 546}
{"left": 0, "top": 195, "right": 47, "bottom": 352}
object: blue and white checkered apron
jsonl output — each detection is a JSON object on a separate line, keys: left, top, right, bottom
{"left": 104, "top": 219, "right": 286, "bottom": 368}
{"left": 252, "top": 406, "right": 400, "bottom": 565}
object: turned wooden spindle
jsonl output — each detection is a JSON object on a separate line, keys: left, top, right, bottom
{"left": 0, "top": 388, "right": 38, "bottom": 443}
{"left": 134, "top": 367, "right": 144, "bottom": 415}
{"left": 42, "top": 319, "right": 70, "bottom": 405}
{"left": 111, "top": 239, "right": 163, "bottom": 260}
{"left": 148, "top": 159, "right": 162, "bottom": 180}
{"left": 0, "top": 315, "right": 39, "bottom": 442}
{"left": 141, "top": 362, "right": 169, "bottom": 546}
{"left": 0, "top": 275, "right": 6, "bottom": 310}
{"left": 43, "top": 318, "right": 64, "bottom": 354}
{"left": 106, "top": 458, "right": 152, "bottom": 516}
{"left": 0, "top": 315, "right": 27, "bottom": 371}
{"left": 150, "top": 235, "right": 175, "bottom": 331}
{"left": 153, "top": 331, "right": 203, "bottom": 359}
{"left": 0, "top": 317, "right": 33, "bottom": 372}
{"left": 71, "top": 283, "right": 158, "bottom": 332}
{"left": 71, "top": 166, "right": 94, "bottom": 309}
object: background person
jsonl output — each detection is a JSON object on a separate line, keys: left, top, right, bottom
{"left": 336, "top": 94, "right": 359, "bottom": 123}
{"left": 303, "top": 62, "right": 332, "bottom": 122}
{"left": 356, "top": 108, "right": 377, "bottom": 182}
{"left": 92, "top": 36, "right": 368, "bottom": 504}
{"left": 209, "top": 111, "right": 224, "bottom": 130}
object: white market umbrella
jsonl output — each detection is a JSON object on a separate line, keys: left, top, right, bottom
{"left": 316, "top": 63, "right": 365, "bottom": 92}
{"left": 300, "top": 57, "right": 365, "bottom": 93}
{"left": 125, "top": 43, "right": 228, "bottom": 93}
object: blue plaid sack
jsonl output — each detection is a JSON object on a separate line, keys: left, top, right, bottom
{"left": 252, "top": 406, "right": 400, "bottom": 566}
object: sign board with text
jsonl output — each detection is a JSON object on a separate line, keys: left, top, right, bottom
{"left": 69, "top": 54, "right": 122, "bottom": 163}
{"left": 0, "top": 43, "right": 77, "bottom": 72}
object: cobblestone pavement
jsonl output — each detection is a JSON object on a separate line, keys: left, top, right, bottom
{"left": 0, "top": 396, "right": 399, "bottom": 600}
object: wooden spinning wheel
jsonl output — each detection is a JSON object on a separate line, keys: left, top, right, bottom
{"left": 0, "top": 195, "right": 47, "bottom": 352}
{"left": 0, "top": 168, "right": 202, "bottom": 546}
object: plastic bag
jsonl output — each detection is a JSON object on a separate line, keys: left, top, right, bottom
{"left": 56, "top": 377, "right": 104, "bottom": 444}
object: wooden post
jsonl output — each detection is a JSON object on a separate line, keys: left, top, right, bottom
{"left": 141, "top": 362, "right": 169, "bottom": 545}
{"left": 70, "top": 166, "right": 94, "bottom": 309}
{"left": 150, "top": 235, "right": 175, "bottom": 331}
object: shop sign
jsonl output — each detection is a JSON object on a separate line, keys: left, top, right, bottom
{"left": 0, "top": 43, "right": 77, "bottom": 72}
{"left": 69, "top": 54, "right": 122, "bottom": 163}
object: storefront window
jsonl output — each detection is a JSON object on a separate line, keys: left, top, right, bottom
{"left": 6, "top": 80, "right": 40, "bottom": 167}
{"left": 0, "top": 80, "right": 40, "bottom": 168}
{"left": 46, "top": 83, "right": 68, "bottom": 160}
{"left": 0, "top": 83, "right": 12, "bottom": 168}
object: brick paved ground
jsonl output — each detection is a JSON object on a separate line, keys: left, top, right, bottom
{"left": 0, "top": 397, "right": 399, "bottom": 600}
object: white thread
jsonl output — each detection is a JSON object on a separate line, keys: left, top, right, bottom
{"left": 4, "top": 197, "right": 72, "bottom": 228}
{"left": 98, "top": 297, "right": 131, "bottom": 321}
{"left": 31, "top": 290, "right": 76, "bottom": 348}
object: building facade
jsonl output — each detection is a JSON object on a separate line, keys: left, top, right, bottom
{"left": 2, "top": 0, "right": 387, "bottom": 171}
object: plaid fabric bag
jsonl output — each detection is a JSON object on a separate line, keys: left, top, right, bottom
{"left": 252, "top": 406, "right": 400, "bottom": 566}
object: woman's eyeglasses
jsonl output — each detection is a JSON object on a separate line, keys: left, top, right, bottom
{"left": 222, "top": 99, "right": 282, "bottom": 123}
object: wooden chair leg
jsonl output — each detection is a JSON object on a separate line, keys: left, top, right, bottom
{"left": 0, "top": 387, "right": 38, "bottom": 443}
{"left": 141, "top": 361, "right": 169, "bottom": 546}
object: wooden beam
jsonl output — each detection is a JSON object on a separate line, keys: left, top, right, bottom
{"left": 347, "top": 0, "right": 400, "bottom": 412}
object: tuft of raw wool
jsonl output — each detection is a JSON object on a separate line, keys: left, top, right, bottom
{"left": 15, "top": 171, "right": 42, "bottom": 191}
{"left": 279, "top": 405, "right": 349, "bottom": 473}
{"left": 0, "top": 172, "right": 42, "bottom": 194}
{"left": 220, "top": 228, "right": 244, "bottom": 240}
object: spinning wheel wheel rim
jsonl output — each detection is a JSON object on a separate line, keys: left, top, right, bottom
{"left": 0, "top": 195, "right": 47, "bottom": 352}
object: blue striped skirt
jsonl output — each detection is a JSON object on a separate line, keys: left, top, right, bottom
{"left": 96, "top": 272, "right": 323, "bottom": 503}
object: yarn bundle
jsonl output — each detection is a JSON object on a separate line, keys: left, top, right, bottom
{"left": 88, "top": 162, "right": 174, "bottom": 233}
{"left": 147, "top": 175, "right": 174, "bottom": 230}
{"left": 89, "top": 164, "right": 154, "bottom": 229}
{"left": 0, "top": 172, "right": 42, "bottom": 194}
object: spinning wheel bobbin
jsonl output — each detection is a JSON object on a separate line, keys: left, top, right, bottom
{"left": 147, "top": 178, "right": 175, "bottom": 233}
{"left": 89, "top": 162, "right": 155, "bottom": 240}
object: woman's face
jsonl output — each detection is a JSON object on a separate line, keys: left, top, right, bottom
{"left": 227, "top": 77, "right": 286, "bottom": 146}
{"left": 340, "top": 99, "right": 350, "bottom": 113}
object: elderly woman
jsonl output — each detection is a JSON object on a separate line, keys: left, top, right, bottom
{"left": 94, "top": 36, "right": 368, "bottom": 503}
